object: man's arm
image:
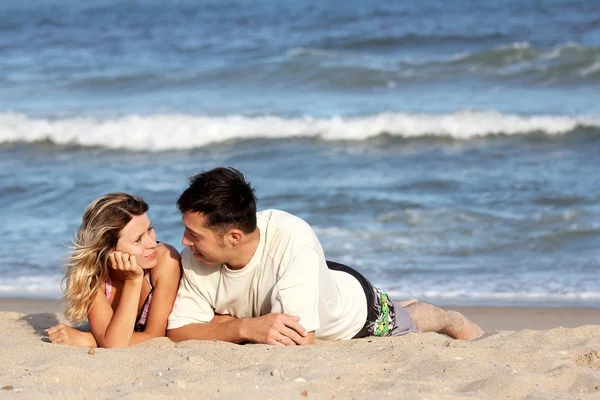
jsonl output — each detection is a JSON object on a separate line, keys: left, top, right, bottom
{"left": 168, "top": 313, "right": 308, "bottom": 345}
{"left": 274, "top": 246, "right": 322, "bottom": 343}
{"left": 302, "top": 331, "right": 315, "bottom": 345}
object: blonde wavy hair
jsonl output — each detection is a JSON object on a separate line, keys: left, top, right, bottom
{"left": 63, "top": 193, "right": 149, "bottom": 323}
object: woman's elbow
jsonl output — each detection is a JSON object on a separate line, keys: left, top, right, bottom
{"left": 100, "top": 340, "right": 129, "bottom": 348}
{"left": 99, "top": 333, "right": 133, "bottom": 348}
{"left": 145, "top": 329, "right": 166, "bottom": 340}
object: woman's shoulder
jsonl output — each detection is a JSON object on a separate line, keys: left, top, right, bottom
{"left": 154, "top": 243, "right": 182, "bottom": 273}
{"left": 157, "top": 242, "right": 180, "bottom": 257}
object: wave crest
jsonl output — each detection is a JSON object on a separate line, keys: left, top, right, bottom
{"left": 1, "top": 110, "right": 599, "bottom": 151}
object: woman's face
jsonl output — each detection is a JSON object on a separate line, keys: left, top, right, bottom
{"left": 115, "top": 213, "right": 158, "bottom": 269}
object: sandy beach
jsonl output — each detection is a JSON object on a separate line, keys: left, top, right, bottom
{"left": 1, "top": 298, "right": 599, "bottom": 399}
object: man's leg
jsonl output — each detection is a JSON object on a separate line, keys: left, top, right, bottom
{"left": 399, "top": 301, "right": 484, "bottom": 340}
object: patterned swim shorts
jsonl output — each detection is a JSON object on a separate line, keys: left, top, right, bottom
{"left": 326, "top": 261, "right": 418, "bottom": 338}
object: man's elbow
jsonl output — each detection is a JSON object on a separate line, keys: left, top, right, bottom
{"left": 301, "top": 332, "right": 316, "bottom": 346}
{"left": 167, "top": 328, "right": 185, "bottom": 342}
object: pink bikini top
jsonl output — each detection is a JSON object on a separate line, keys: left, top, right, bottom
{"left": 105, "top": 272, "right": 154, "bottom": 331}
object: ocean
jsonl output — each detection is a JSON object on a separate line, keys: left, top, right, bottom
{"left": 1, "top": 0, "right": 599, "bottom": 307}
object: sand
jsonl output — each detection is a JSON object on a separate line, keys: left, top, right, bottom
{"left": 1, "top": 298, "right": 600, "bottom": 399}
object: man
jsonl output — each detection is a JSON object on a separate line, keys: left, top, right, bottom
{"left": 167, "top": 167, "right": 484, "bottom": 345}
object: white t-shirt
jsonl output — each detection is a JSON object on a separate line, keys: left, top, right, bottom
{"left": 168, "top": 209, "right": 367, "bottom": 340}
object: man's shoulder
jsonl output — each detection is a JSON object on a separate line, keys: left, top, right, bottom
{"left": 259, "top": 209, "right": 313, "bottom": 232}
{"left": 180, "top": 248, "right": 221, "bottom": 277}
{"left": 259, "top": 209, "right": 322, "bottom": 254}
{"left": 180, "top": 247, "right": 197, "bottom": 270}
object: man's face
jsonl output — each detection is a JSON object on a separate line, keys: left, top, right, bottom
{"left": 181, "top": 211, "right": 230, "bottom": 266}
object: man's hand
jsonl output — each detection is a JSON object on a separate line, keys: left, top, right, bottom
{"left": 243, "top": 313, "right": 308, "bottom": 346}
{"left": 45, "top": 323, "right": 98, "bottom": 347}
{"left": 167, "top": 313, "right": 310, "bottom": 345}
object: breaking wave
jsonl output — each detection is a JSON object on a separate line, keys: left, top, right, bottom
{"left": 1, "top": 110, "right": 599, "bottom": 151}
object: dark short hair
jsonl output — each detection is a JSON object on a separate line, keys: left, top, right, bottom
{"left": 177, "top": 167, "right": 257, "bottom": 233}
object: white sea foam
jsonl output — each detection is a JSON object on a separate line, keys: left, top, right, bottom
{"left": 1, "top": 110, "right": 599, "bottom": 152}
{"left": 580, "top": 60, "right": 600, "bottom": 77}
{"left": 383, "top": 289, "right": 600, "bottom": 306}
{"left": 312, "top": 226, "right": 352, "bottom": 237}
{"left": 502, "top": 41, "right": 533, "bottom": 50}
{"left": 0, "top": 275, "right": 63, "bottom": 298}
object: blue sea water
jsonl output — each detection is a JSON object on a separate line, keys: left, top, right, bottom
{"left": 1, "top": 0, "right": 599, "bottom": 306}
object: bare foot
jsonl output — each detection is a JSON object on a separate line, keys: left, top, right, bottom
{"left": 444, "top": 311, "right": 485, "bottom": 340}
{"left": 396, "top": 298, "right": 419, "bottom": 308}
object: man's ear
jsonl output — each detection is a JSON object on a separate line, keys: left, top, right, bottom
{"left": 228, "top": 230, "right": 243, "bottom": 246}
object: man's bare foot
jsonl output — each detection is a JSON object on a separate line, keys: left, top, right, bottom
{"left": 443, "top": 310, "right": 485, "bottom": 340}
{"left": 403, "top": 302, "right": 485, "bottom": 340}
{"left": 396, "top": 298, "right": 419, "bottom": 308}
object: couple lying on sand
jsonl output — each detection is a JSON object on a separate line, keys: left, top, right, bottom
{"left": 46, "top": 167, "right": 484, "bottom": 348}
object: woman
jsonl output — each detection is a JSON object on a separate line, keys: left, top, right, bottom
{"left": 46, "top": 193, "right": 181, "bottom": 348}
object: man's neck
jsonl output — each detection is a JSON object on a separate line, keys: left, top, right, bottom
{"left": 224, "top": 227, "right": 260, "bottom": 270}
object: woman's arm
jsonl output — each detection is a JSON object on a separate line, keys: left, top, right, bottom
{"left": 87, "top": 253, "right": 144, "bottom": 348}
{"left": 128, "top": 243, "right": 181, "bottom": 345}
{"left": 45, "top": 324, "right": 98, "bottom": 347}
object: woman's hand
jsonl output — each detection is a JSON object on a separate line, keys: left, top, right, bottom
{"left": 109, "top": 251, "right": 143, "bottom": 280}
{"left": 45, "top": 323, "right": 98, "bottom": 347}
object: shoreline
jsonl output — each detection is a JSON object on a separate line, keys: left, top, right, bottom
{"left": 1, "top": 297, "right": 598, "bottom": 331}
